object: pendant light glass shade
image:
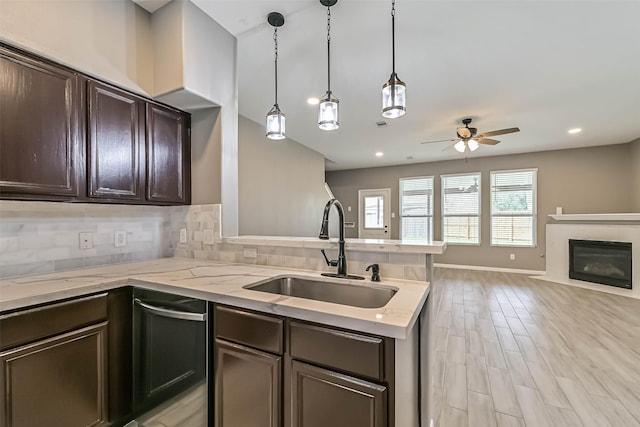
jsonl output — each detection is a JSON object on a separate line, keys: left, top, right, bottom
{"left": 454, "top": 140, "right": 466, "bottom": 153}
{"left": 266, "top": 106, "right": 286, "bottom": 140}
{"left": 382, "top": 0, "right": 406, "bottom": 118}
{"left": 468, "top": 139, "right": 479, "bottom": 151}
{"left": 318, "top": 92, "right": 339, "bottom": 130}
{"left": 266, "top": 12, "right": 286, "bottom": 140}
{"left": 382, "top": 73, "right": 406, "bottom": 118}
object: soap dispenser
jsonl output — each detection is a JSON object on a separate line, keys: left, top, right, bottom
{"left": 365, "top": 264, "right": 381, "bottom": 282}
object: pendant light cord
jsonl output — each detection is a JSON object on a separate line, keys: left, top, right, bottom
{"left": 326, "top": 5, "right": 331, "bottom": 95}
{"left": 391, "top": 0, "right": 396, "bottom": 75}
{"left": 274, "top": 27, "right": 279, "bottom": 107}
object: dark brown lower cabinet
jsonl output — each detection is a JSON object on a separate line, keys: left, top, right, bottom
{"left": 290, "top": 361, "right": 387, "bottom": 427}
{"left": 215, "top": 339, "right": 282, "bottom": 427}
{"left": 0, "top": 322, "right": 108, "bottom": 427}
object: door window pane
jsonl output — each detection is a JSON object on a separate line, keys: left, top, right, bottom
{"left": 364, "top": 196, "right": 384, "bottom": 228}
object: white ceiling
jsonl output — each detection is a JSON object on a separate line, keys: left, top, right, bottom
{"left": 191, "top": 0, "right": 640, "bottom": 171}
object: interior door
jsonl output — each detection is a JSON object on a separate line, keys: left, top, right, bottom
{"left": 358, "top": 189, "right": 391, "bottom": 239}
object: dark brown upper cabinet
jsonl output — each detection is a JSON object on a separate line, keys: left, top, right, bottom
{"left": 0, "top": 43, "right": 192, "bottom": 205}
{"left": 0, "top": 44, "right": 85, "bottom": 200}
{"left": 146, "top": 103, "right": 191, "bottom": 204}
{"left": 88, "top": 80, "right": 145, "bottom": 201}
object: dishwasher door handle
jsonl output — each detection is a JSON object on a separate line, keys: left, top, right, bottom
{"left": 134, "top": 298, "right": 207, "bottom": 322}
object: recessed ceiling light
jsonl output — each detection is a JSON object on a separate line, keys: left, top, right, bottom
{"left": 375, "top": 152, "right": 384, "bottom": 157}
{"left": 307, "top": 97, "right": 320, "bottom": 105}
{"left": 568, "top": 128, "right": 582, "bottom": 134}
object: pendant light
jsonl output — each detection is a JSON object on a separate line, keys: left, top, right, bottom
{"left": 382, "top": 0, "right": 406, "bottom": 119}
{"left": 318, "top": 0, "right": 339, "bottom": 131}
{"left": 266, "top": 12, "right": 286, "bottom": 140}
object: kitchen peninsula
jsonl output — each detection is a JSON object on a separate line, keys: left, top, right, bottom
{"left": 1, "top": 235, "right": 446, "bottom": 427}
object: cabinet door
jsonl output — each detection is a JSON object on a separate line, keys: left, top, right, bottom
{"left": 146, "top": 102, "right": 191, "bottom": 204}
{"left": 215, "top": 339, "right": 282, "bottom": 427}
{"left": 0, "top": 322, "right": 108, "bottom": 427}
{"left": 0, "top": 45, "right": 84, "bottom": 199}
{"left": 88, "top": 80, "right": 144, "bottom": 200}
{"left": 291, "top": 361, "right": 387, "bottom": 427}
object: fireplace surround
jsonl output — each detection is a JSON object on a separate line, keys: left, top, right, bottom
{"left": 569, "top": 239, "right": 632, "bottom": 289}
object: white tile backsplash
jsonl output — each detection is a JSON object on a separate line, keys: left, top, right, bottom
{"left": 0, "top": 201, "right": 175, "bottom": 278}
{"left": 1, "top": 201, "right": 431, "bottom": 282}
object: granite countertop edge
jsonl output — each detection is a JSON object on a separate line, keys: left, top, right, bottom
{"left": 0, "top": 257, "right": 430, "bottom": 340}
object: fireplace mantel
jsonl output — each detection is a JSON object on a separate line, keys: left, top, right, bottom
{"left": 549, "top": 213, "right": 640, "bottom": 222}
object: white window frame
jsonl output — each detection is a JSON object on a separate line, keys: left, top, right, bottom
{"left": 399, "top": 176, "right": 434, "bottom": 241}
{"left": 490, "top": 168, "right": 538, "bottom": 248}
{"left": 441, "top": 172, "right": 482, "bottom": 246}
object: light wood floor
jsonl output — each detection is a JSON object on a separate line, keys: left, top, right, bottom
{"left": 430, "top": 268, "right": 640, "bottom": 427}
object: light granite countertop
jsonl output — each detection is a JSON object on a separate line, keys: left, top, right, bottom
{"left": 0, "top": 257, "right": 429, "bottom": 339}
{"left": 225, "top": 235, "right": 447, "bottom": 254}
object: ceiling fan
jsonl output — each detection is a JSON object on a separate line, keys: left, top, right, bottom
{"left": 421, "top": 118, "right": 520, "bottom": 153}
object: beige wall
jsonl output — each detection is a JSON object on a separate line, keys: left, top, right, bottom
{"left": 326, "top": 143, "right": 635, "bottom": 271}
{"left": 631, "top": 138, "right": 640, "bottom": 211}
{"left": 238, "top": 116, "right": 328, "bottom": 237}
{"left": 0, "top": 0, "right": 154, "bottom": 95}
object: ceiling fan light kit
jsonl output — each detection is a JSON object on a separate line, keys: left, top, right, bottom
{"left": 265, "top": 12, "right": 286, "bottom": 140}
{"left": 381, "top": 0, "right": 406, "bottom": 119}
{"left": 318, "top": 0, "right": 340, "bottom": 131}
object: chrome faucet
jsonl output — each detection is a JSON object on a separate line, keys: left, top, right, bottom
{"left": 319, "top": 199, "right": 364, "bottom": 280}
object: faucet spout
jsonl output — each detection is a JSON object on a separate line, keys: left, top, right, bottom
{"left": 318, "top": 199, "right": 363, "bottom": 280}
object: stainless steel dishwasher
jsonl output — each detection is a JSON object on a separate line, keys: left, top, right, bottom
{"left": 132, "top": 288, "right": 209, "bottom": 426}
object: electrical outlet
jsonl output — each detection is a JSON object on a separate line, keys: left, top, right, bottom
{"left": 179, "top": 228, "right": 187, "bottom": 244}
{"left": 243, "top": 248, "right": 257, "bottom": 259}
{"left": 114, "top": 230, "right": 127, "bottom": 248}
{"left": 79, "top": 232, "right": 93, "bottom": 250}
{"left": 510, "top": 253, "right": 516, "bottom": 261}
{"left": 347, "top": 206, "right": 352, "bottom": 212}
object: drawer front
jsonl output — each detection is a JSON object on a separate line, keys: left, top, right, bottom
{"left": 215, "top": 305, "right": 284, "bottom": 355}
{"left": 0, "top": 293, "right": 108, "bottom": 352}
{"left": 289, "top": 321, "right": 387, "bottom": 381}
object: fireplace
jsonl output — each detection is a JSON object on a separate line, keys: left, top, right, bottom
{"left": 569, "top": 239, "right": 632, "bottom": 289}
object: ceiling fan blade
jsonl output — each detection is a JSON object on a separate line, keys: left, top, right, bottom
{"left": 477, "top": 138, "right": 500, "bottom": 145}
{"left": 477, "top": 127, "right": 520, "bottom": 138}
{"left": 421, "top": 138, "right": 456, "bottom": 144}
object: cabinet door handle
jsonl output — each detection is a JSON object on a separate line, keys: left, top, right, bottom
{"left": 134, "top": 298, "right": 206, "bottom": 322}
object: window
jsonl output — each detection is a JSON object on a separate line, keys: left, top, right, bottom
{"left": 490, "top": 169, "right": 537, "bottom": 247}
{"left": 400, "top": 177, "right": 434, "bottom": 240}
{"left": 364, "top": 195, "right": 384, "bottom": 228}
{"left": 442, "top": 173, "right": 481, "bottom": 244}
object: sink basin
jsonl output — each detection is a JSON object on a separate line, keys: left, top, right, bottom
{"left": 244, "top": 277, "right": 397, "bottom": 309}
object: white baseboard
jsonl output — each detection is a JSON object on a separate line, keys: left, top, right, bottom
{"left": 434, "top": 263, "right": 545, "bottom": 276}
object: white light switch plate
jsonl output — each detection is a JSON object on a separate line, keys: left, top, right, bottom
{"left": 114, "top": 230, "right": 127, "bottom": 247}
{"left": 179, "top": 228, "right": 187, "bottom": 243}
{"left": 203, "top": 229, "right": 215, "bottom": 245}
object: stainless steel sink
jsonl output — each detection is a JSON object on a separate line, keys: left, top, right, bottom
{"left": 243, "top": 277, "right": 396, "bottom": 309}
